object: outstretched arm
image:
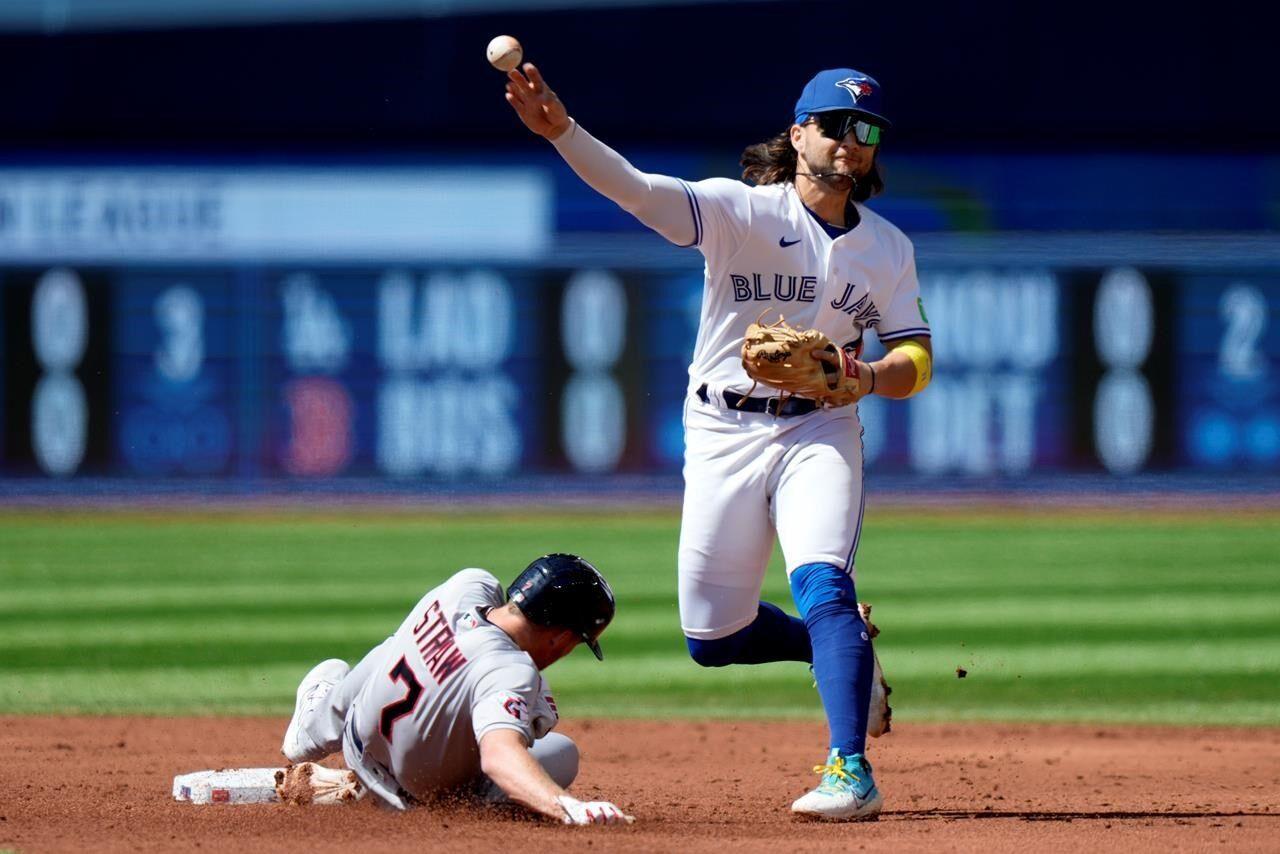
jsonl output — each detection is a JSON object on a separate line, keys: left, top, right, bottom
{"left": 504, "top": 63, "right": 698, "bottom": 247}
{"left": 479, "top": 729, "right": 631, "bottom": 825}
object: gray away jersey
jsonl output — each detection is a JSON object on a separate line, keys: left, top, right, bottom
{"left": 346, "top": 569, "right": 558, "bottom": 799}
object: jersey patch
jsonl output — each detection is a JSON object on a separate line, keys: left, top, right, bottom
{"left": 502, "top": 695, "right": 530, "bottom": 722}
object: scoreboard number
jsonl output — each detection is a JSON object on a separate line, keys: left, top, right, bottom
{"left": 30, "top": 268, "right": 89, "bottom": 476}
{"left": 1218, "top": 284, "right": 1269, "bottom": 382}
{"left": 154, "top": 285, "right": 205, "bottom": 383}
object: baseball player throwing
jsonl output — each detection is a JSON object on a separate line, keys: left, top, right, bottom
{"left": 281, "top": 554, "right": 632, "bottom": 825}
{"left": 505, "top": 64, "right": 932, "bottom": 820}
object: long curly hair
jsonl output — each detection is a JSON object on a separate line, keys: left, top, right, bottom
{"left": 740, "top": 129, "right": 885, "bottom": 202}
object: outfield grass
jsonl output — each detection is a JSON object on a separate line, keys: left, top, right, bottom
{"left": 1, "top": 508, "right": 1277, "bottom": 725}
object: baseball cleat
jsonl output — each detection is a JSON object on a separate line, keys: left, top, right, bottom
{"left": 791, "top": 749, "right": 883, "bottom": 821}
{"left": 867, "top": 656, "right": 892, "bottom": 737}
{"left": 859, "top": 602, "right": 893, "bottom": 738}
{"left": 282, "top": 658, "right": 350, "bottom": 763}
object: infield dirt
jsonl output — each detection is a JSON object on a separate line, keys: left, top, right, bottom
{"left": 3, "top": 717, "right": 1277, "bottom": 853}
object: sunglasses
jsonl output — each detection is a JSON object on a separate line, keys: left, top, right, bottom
{"left": 807, "top": 112, "right": 883, "bottom": 145}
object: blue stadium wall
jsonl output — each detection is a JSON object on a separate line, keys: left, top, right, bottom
{"left": 0, "top": 2, "right": 1276, "bottom": 488}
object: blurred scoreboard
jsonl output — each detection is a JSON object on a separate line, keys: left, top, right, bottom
{"left": 867, "top": 266, "right": 1278, "bottom": 476}
{"left": 0, "top": 265, "right": 678, "bottom": 478}
{"left": 1, "top": 262, "right": 1277, "bottom": 480}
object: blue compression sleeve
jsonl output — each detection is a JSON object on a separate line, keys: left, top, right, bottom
{"left": 789, "top": 562, "right": 874, "bottom": 756}
{"left": 686, "top": 601, "right": 812, "bottom": 667}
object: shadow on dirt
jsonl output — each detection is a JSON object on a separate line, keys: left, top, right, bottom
{"left": 890, "top": 809, "right": 1278, "bottom": 822}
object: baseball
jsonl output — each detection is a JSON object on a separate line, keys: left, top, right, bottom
{"left": 486, "top": 35, "right": 522, "bottom": 72}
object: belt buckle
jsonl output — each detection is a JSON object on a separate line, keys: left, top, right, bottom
{"left": 766, "top": 395, "right": 784, "bottom": 416}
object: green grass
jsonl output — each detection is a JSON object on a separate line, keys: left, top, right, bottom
{"left": 1, "top": 508, "right": 1278, "bottom": 725}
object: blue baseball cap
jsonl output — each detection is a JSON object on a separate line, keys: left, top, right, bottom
{"left": 794, "top": 68, "right": 891, "bottom": 128}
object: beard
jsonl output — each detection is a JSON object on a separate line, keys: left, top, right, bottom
{"left": 798, "top": 149, "right": 865, "bottom": 191}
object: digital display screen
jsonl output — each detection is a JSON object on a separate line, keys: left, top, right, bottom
{"left": 112, "top": 270, "right": 239, "bottom": 476}
{"left": 2, "top": 262, "right": 1277, "bottom": 480}
{"left": 2, "top": 268, "right": 114, "bottom": 477}
{"left": 882, "top": 267, "right": 1073, "bottom": 476}
{"left": 261, "top": 267, "right": 543, "bottom": 478}
{"left": 1178, "top": 274, "right": 1280, "bottom": 469}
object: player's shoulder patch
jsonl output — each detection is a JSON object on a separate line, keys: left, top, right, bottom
{"left": 500, "top": 693, "right": 530, "bottom": 722}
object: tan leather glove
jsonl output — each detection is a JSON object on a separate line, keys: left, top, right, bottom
{"left": 740, "top": 314, "right": 868, "bottom": 408}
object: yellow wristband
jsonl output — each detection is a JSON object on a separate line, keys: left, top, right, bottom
{"left": 894, "top": 340, "right": 932, "bottom": 397}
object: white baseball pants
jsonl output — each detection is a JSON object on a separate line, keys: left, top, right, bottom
{"left": 677, "top": 394, "right": 866, "bottom": 640}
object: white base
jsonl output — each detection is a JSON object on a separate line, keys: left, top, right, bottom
{"left": 173, "top": 768, "right": 283, "bottom": 804}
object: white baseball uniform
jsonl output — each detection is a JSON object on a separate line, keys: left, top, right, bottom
{"left": 551, "top": 123, "right": 929, "bottom": 641}
{"left": 294, "top": 568, "right": 575, "bottom": 808}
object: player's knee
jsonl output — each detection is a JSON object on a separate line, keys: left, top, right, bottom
{"left": 685, "top": 633, "right": 744, "bottom": 667}
{"left": 789, "top": 562, "right": 860, "bottom": 625}
{"left": 532, "top": 732, "right": 579, "bottom": 789}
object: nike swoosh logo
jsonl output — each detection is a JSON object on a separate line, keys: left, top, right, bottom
{"left": 779, "top": 237, "right": 802, "bottom": 247}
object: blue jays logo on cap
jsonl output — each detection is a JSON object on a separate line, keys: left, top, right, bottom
{"left": 794, "top": 68, "right": 892, "bottom": 128}
{"left": 835, "top": 76, "right": 874, "bottom": 103}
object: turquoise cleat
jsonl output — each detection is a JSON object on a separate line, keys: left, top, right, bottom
{"left": 791, "top": 749, "right": 883, "bottom": 821}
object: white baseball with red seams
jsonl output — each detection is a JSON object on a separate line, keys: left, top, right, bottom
{"left": 486, "top": 35, "right": 523, "bottom": 72}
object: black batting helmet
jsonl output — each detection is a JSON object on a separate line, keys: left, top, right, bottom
{"left": 507, "top": 554, "right": 615, "bottom": 660}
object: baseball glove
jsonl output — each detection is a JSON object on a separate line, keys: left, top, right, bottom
{"left": 858, "top": 602, "right": 892, "bottom": 738}
{"left": 740, "top": 313, "right": 867, "bottom": 408}
{"left": 275, "top": 763, "right": 364, "bottom": 805}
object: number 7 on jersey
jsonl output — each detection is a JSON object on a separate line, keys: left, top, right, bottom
{"left": 379, "top": 656, "right": 423, "bottom": 742}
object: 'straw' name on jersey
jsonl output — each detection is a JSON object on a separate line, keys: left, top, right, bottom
{"left": 412, "top": 600, "right": 468, "bottom": 683}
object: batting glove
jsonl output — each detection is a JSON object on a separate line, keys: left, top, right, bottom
{"left": 556, "top": 794, "right": 631, "bottom": 825}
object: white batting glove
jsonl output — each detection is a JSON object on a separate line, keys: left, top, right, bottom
{"left": 556, "top": 794, "right": 632, "bottom": 825}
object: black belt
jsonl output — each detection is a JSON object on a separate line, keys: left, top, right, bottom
{"left": 697, "top": 383, "right": 819, "bottom": 417}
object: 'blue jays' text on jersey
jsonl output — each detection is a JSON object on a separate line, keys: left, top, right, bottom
{"left": 678, "top": 179, "right": 930, "bottom": 396}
